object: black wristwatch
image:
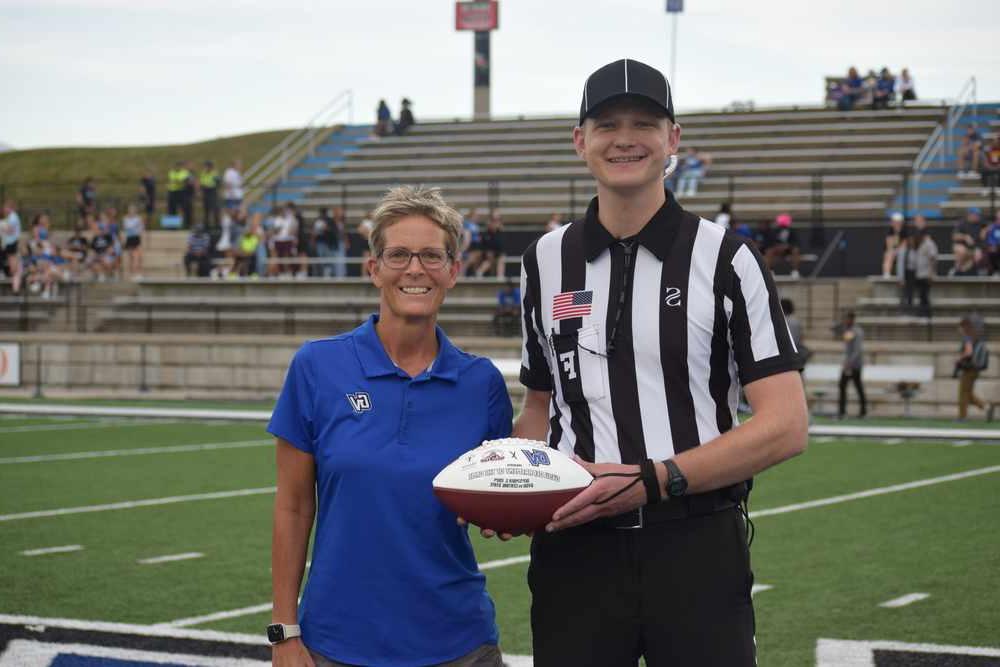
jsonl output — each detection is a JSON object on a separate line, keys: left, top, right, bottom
{"left": 266, "top": 623, "right": 301, "bottom": 645}
{"left": 663, "top": 459, "right": 688, "bottom": 497}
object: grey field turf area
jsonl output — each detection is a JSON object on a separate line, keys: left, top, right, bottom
{"left": 1, "top": 413, "right": 999, "bottom": 665}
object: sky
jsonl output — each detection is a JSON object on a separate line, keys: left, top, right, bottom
{"left": 2, "top": 0, "right": 998, "bottom": 150}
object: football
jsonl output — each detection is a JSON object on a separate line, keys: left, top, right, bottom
{"left": 432, "top": 438, "right": 593, "bottom": 534}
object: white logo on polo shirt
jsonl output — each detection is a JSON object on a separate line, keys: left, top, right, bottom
{"left": 664, "top": 286, "right": 683, "bottom": 307}
{"left": 346, "top": 392, "right": 372, "bottom": 414}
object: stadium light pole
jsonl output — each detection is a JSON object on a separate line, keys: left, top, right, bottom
{"left": 666, "top": 0, "right": 682, "bottom": 91}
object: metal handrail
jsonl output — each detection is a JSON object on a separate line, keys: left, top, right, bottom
{"left": 243, "top": 89, "right": 355, "bottom": 193}
{"left": 809, "top": 229, "right": 845, "bottom": 279}
{"left": 907, "top": 76, "right": 977, "bottom": 214}
{"left": 944, "top": 76, "right": 977, "bottom": 157}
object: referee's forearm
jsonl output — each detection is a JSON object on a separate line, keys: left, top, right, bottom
{"left": 513, "top": 389, "right": 551, "bottom": 441}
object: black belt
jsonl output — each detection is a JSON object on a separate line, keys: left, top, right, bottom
{"left": 586, "top": 485, "right": 744, "bottom": 530}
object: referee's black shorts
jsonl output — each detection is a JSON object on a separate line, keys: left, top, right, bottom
{"left": 528, "top": 506, "right": 756, "bottom": 667}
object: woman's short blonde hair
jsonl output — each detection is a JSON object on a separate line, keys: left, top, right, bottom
{"left": 369, "top": 185, "right": 463, "bottom": 259}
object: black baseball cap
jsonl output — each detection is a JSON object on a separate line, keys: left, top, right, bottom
{"left": 579, "top": 58, "right": 674, "bottom": 126}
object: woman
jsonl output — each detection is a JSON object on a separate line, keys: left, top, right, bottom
{"left": 954, "top": 317, "right": 993, "bottom": 421}
{"left": 269, "top": 186, "right": 512, "bottom": 667}
{"left": 121, "top": 204, "right": 145, "bottom": 278}
{"left": 882, "top": 212, "right": 905, "bottom": 277}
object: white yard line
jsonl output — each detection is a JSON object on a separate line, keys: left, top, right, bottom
{"left": 750, "top": 464, "right": 1000, "bottom": 518}
{"left": 879, "top": 592, "right": 930, "bottom": 608}
{"left": 479, "top": 555, "right": 530, "bottom": 570}
{"left": 20, "top": 544, "right": 83, "bottom": 556}
{"left": 0, "top": 439, "right": 273, "bottom": 465}
{"left": 0, "top": 420, "right": 131, "bottom": 434}
{"left": 751, "top": 584, "right": 773, "bottom": 597}
{"left": 0, "top": 403, "right": 270, "bottom": 422}
{"left": 138, "top": 552, "right": 204, "bottom": 565}
{"left": 0, "top": 613, "right": 265, "bottom": 645}
{"left": 0, "top": 487, "right": 276, "bottom": 523}
{"left": 161, "top": 603, "right": 274, "bottom": 628}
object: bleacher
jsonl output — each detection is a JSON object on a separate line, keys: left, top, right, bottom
{"left": 291, "top": 106, "right": 944, "bottom": 227}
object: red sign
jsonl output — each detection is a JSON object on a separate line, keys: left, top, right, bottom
{"left": 456, "top": 1, "right": 499, "bottom": 31}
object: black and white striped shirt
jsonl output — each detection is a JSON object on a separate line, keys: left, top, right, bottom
{"left": 519, "top": 193, "right": 802, "bottom": 465}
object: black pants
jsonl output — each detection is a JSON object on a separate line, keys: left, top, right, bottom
{"left": 901, "top": 273, "right": 931, "bottom": 316}
{"left": 181, "top": 192, "right": 194, "bottom": 228}
{"left": 202, "top": 188, "right": 219, "bottom": 227}
{"left": 167, "top": 190, "right": 182, "bottom": 216}
{"left": 528, "top": 508, "right": 755, "bottom": 666}
{"left": 838, "top": 368, "right": 867, "bottom": 417}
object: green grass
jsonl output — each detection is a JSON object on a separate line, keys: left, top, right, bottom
{"left": 0, "top": 129, "right": 294, "bottom": 227}
{"left": 1, "top": 416, "right": 999, "bottom": 664}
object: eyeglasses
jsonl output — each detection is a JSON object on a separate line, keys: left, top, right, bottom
{"left": 379, "top": 246, "right": 452, "bottom": 270}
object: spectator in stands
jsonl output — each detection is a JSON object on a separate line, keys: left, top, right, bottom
{"left": 836, "top": 311, "right": 867, "bottom": 419}
{"left": 493, "top": 279, "right": 521, "bottom": 336}
{"left": 765, "top": 213, "right": 802, "bottom": 278}
{"left": 183, "top": 224, "right": 212, "bottom": 277}
{"left": 375, "top": 99, "right": 393, "bottom": 137}
{"left": 26, "top": 214, "right": 62, "bottom": 299}
{"left": 896, "top": 68, "right": 916, "bottom": 103}
{"left": 288, "top": 202, "right": 310, "bottom": 278}
{"left": 76, "top": 177, "right": 97, "bottom": 219}
{"left": 544, "top": 212, "right": 564, "bottom": 233}
{"left": 859, "top": 69, "right": 878, "bottom": 108}
{"left": 223, "top": 159, "right": 244, "bottom": 211}
{"left": 0, "top": 199, "right": 23, "bottom": 293}
{"left": 88, "top": 213, "right": 118, "bottom": 281}
{"left": 954, "top": 316, "right": 993, "bottom": 421}
{"left": 139, "top": 170, "right": 156, "bottom": 218}
{"left": 199, "top": 160, "right": 221, "bottom": 228}
{"left": 461, "top": 208, "right": 483, "bottom": 276}
{"left": 733, "top": 219, "right": 754, "bottom": 241}
{"left": 212, "top": 208, "right": 240, "bottom": 279}
{"left": 357, "top": 210, "right": 375, "bottom": 277}
{"left": 883, "top": 211, "right": 906, "bottom": 277}
{"left": 956, "top": 125, "right": 984, "bottom": 177}
{"left": 751, "top": 217, "right": 771, "bottom": 252}
{"left": 872, "top": 67, "right": 895, "bottom": 110}
{"left": 781, "top": 298, "right": 810, "bottom": 368}
{"left": 330, "top": 206, "right": 349, "bottom": 278}
{"left": 476, "top": 210, "right": 507, "bottom": 278}
{"left": 676, "top": 147, "right": 710, "bottom": 196}
{"left": 62, "top": 221, "right": 90, "bottom": 279}
{"left": 121, "top": 203, "right": 144, "bottom": 279}
{"left": 234, "top": 214, "right": 262, "bottom": 277}
{"left": 311, "top": 207, "right": 334, "bottom": 277}
{"left": 912, "top": 213, "right": 929, "bottom": 234}
{"left": 181, "top": 160, "right": 196, "bottom": 227}
{"left": 950, "top": 207, "right": 985, "bottom": 275}
{"left": 837, "top": 66, "right": 864, "bottom": 111}
{"left": 271, "top": 204, "right": 299, "bottom": 277}
{"left": 714, "top": 201, "right": 732, "bottom": 229}
{"left": 166, "top": 161, "right": 190, "bottom": 224}
{"left": 980, "top": 135, "right": 1000, "bottom": 191}
{"left": 897, "top": 227, "right": 937, "bottom": 317}
{"left": 984, "top": 211, "right": 1000, "bottom": 276}
{"left": 396, "top": 98, "right": 415, "bottom": 135}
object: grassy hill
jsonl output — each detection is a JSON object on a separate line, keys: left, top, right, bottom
{"left": 0, "top": 129, "right": 293, "bottom": 228}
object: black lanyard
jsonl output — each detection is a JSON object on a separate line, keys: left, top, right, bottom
{"left": 607, "top": 239, "right": 636, "bottom": 357}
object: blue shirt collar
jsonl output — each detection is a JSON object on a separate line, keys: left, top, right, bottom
{"left": 353, "top": 314, "right": 461, "bottom": 382}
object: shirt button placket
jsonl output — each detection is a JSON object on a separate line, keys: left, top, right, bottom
{"left": 398, "top": 381, "right": 411, "bottom": 444}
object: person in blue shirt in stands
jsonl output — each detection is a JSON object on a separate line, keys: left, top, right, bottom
{"left": 872, "top": 67, "right": 895, "bottom": 109}
{"left": 838, "top": 66, "right": 864, "bottom": 110}
{"left": 268, "top": 185, "right": 512, "bottom": 667}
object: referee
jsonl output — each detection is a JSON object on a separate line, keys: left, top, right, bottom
{"left": 507, "top": 59, "right": 808, "bottom": 666}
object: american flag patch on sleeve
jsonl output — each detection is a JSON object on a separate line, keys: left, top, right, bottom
{"left": 552, "top": 290, "right": 593, "bottom": 320}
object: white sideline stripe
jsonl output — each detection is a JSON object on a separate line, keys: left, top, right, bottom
{"left": 0, "top": 641, "right": 270, "bottom": 666}
{"left": 751, "top": 584, "right": 773, "bottom": 596}
{"left": 0, "top": 402, "right": 270, "bottom": 422}
{"left": 161, "top": 603, "right": 274, "bottom": 628}
{"left": 883, "top": 438, "right": 904, "bottom": 445}
{"left": 0, "top": 439, "right": 273, "bottom": 464}
{"left": 0, "top": 420, "right": 105, "bottom": 434}
{"left": 138, "top": 552, "right": 204, "bottom": 565}
{"left": 480, "top": 554, "right": 530, "bottom": 570}
{"left": 4, "top": 402, "right": 1000, "bottom": 440}
{"left": 879, "top": 592, "right": 930, "bottom": 608}
{"left": 20, "top": 544, "right": 83, "bottom": 556}
{"left": 953, "top": 439, "right": 973, "bottom": 447}
{"left": 751, "top": 465, "right": 1000, "bottom": 518}
{"left": 0, "top": 487, "right": 276, "bottom": 523}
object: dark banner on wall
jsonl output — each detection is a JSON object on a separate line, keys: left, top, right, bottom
{"left": 474, "top": 30, "right": 490, "bottom": 87}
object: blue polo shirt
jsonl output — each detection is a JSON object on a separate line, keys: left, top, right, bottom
{"left": 268, "top": 315, "right": 512, "bottom": 667}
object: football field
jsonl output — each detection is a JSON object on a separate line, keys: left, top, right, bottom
{"left": 1, "top": 411, "right": 999, "bottom": 666}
